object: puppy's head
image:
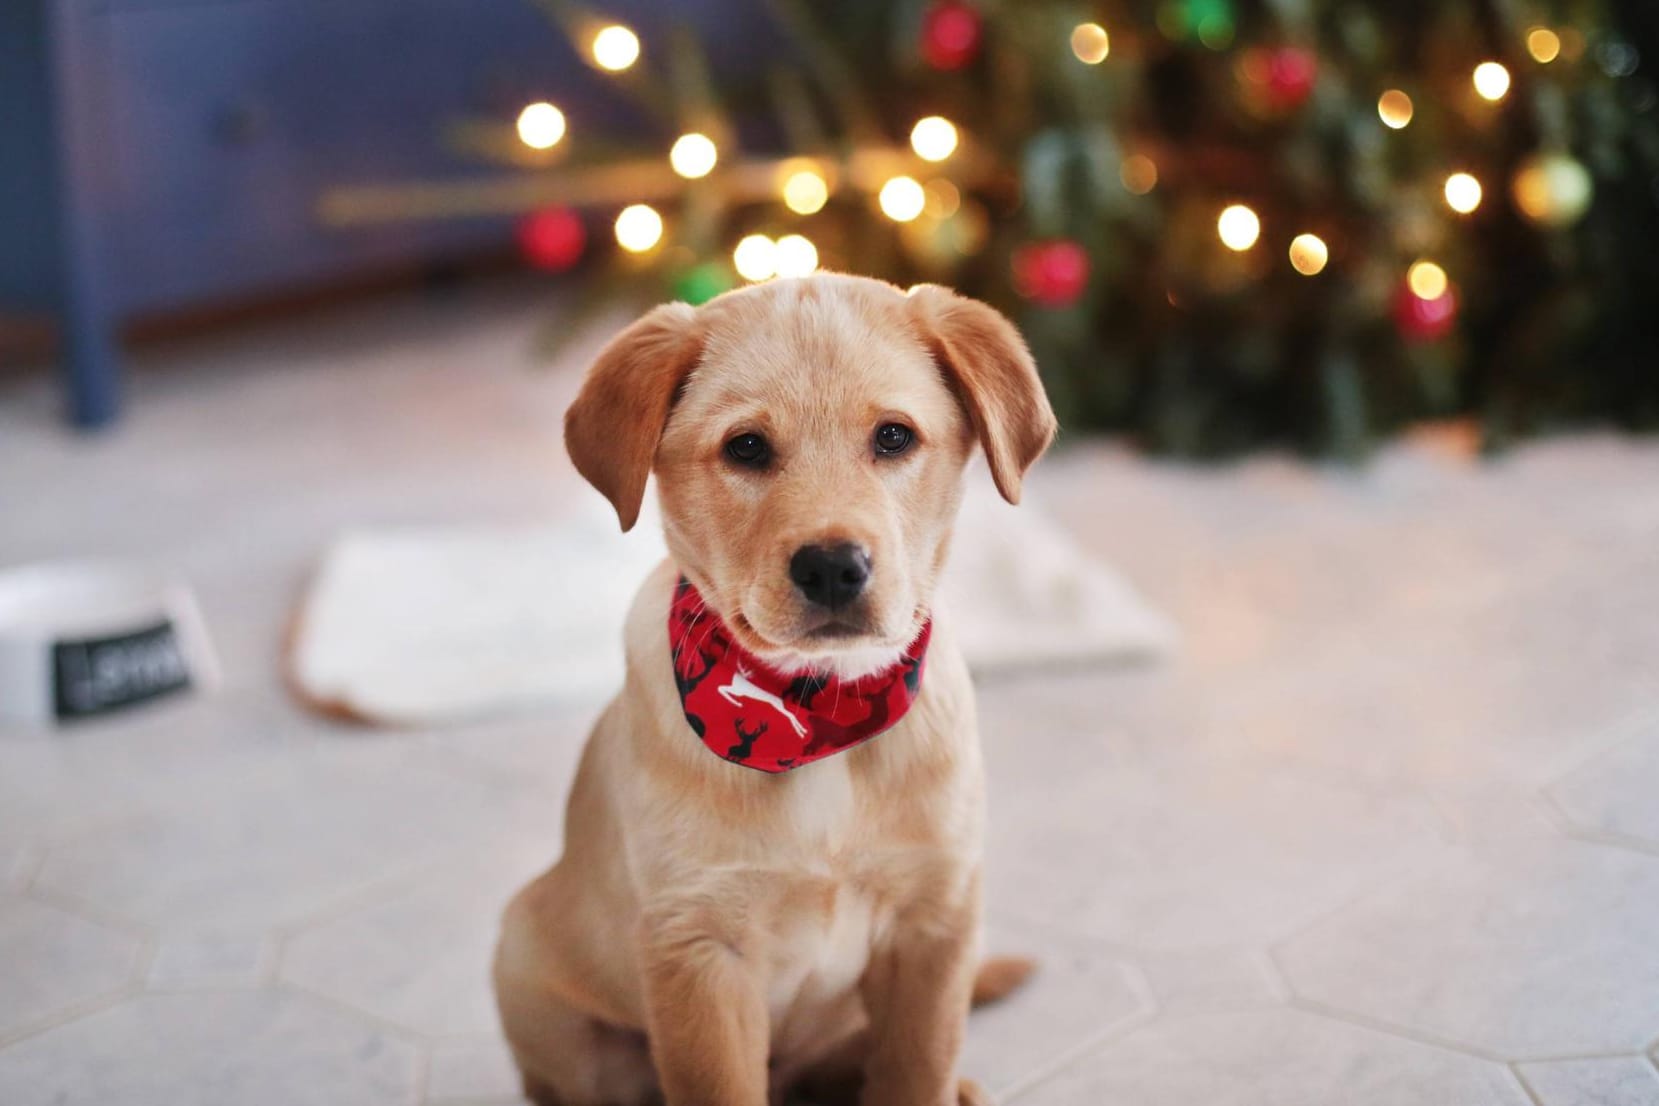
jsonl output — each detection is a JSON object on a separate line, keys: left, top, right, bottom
{"left": 566, "top": 274, "right": 1056, "bottom": 675}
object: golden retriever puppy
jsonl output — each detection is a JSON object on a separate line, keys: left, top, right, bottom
{"left": 494, "top": 273, "right": 1056, "bottom": 1106}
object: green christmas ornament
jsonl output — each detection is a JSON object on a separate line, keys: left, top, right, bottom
{"left": 672, "top": 262, "right": 735, "bottom": 306}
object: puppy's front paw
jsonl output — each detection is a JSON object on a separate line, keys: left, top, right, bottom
{"left": 958, "top": 1077, "right": 995, "bottom": 1106}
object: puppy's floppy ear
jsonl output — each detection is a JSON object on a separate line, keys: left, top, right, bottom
{"left": 564, "top": 302, "right": 702, "bottom": 531}
{"left": 908, "top": 284, "right": 1058, "bottom": 504}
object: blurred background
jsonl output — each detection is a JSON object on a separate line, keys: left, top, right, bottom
{"left": 3, "top": 2, "right": 1659, "bottom": 1104}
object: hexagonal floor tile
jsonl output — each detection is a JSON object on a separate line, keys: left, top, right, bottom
{"left": 965, "top": 919, "right": 1148, "bottom": 1097}
{"left": 427, "top": 1035, "right": 524, "bottom": 1102}
{"left": 1515, "top": 1057, "right": 1659, "bottom": 1106}
{"left": 0, "top": 897, "right": 141, "bottom": 1041}
{"left": 33, "top": 743, "right": 562, "bottom": 934}
{"left": 1549, "top": 728, "right": 1659, "bottom": 846}
{"left": 1279, "top": 840, "right": 1659, "bottom": 1058}
{"left": 0, "top": 990, "right": 420, "bottom": 1106}
{"left": 1216, "top": 561, "right": 1659, "bottom": 792}
{"left": 1015, "top": 1008, "right": 1530, "bottom": 1106}
{"left": 1134, "top": 945, "right": 1284, "bottom": 1015}
{"left": 281, "top": 834, "right": 555, "bottom": 1037}
{"left": 981, "top": 715, "right": 1448, "bottom": 949}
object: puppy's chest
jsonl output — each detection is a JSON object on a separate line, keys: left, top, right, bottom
{"left": 751, "top": 763, "right": 949, "bottom": 1038}
{"left": 763, "top": 873, "right": 879, "bottom": 1038}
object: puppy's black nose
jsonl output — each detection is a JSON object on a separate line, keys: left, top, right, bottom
{"left": 789, "top": 543, "right": 871, "bottom": 610}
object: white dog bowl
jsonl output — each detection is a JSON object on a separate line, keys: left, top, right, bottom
{"left": 0, "top": 561, "right": 218, "bottom": 726}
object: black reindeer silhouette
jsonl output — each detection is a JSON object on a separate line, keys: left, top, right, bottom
{"left": 784, "top": 671, "right": 833, "bottom": 711}
{"left": 727, "top": 718, "right": 769, "bottom": 762}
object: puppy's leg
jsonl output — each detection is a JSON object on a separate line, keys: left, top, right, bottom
{"left": 856, "top": 899, "right": 979, "bottom": 1106}
{"left": 640, "top": 921, "right": 769, "bottom": 1106}
{"left": 495, "top": 881, "right": 657, "bottom": 1106}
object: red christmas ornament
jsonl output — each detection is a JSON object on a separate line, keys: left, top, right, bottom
{"left": 1013, "top": 240, "right": 1091, "bottom": 307}
{"left": 1393, "top": 282, "right": 1459, "bottom": 343}
{"left": 920, "top": 0, "right": 982, "bottom": 71}
{"left": 517, "top": 207, "right": 586, "bottom": 272}
{"left": 1265, "top": 47, "right": 1318, "bottom": 110}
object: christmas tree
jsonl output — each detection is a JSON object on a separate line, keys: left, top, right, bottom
{"left": 322, "top": 0, "right": 1659, "bottom": 458}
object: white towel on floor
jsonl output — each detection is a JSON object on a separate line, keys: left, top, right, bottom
{"left": 289, "top": 482, "right": 1177, "bottom": 726}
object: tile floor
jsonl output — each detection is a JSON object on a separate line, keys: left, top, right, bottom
{"left": 2, "top": 281, "right": 1658, "bottom": 1105}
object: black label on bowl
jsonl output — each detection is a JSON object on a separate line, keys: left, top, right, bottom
{"left": 53, "top": 620, "right": 192, "bottom": 719}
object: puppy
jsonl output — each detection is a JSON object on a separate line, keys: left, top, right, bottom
{"left": 494, "top": 273, "right": 1056, "bottom": 1106}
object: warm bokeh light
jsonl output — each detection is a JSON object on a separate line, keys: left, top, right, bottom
{"left": 924, "top": 178, "right": 961, "bottom": 218}
{"left": 1444, "top": 172, "right": 1483, "bottom": 213}
{"left": 879, "top": 176, "right": 926, "bottom": 222}
{"left": 1217, "top": 204, "right": 1261, "bottom": 251}
{"left": 782, "top": 169, "right": 829, "bottom": 215}
{"left": 1408, "top": 260, "right": 1449, "bottom": 300}
{"left": 1527, "top": 27, "right": 1561, "bottom": 64}
{"left": 515, "top": 102, "right": 566, "bottom": 149}
{"left": 669, "top": 133, "right": 718, "bottom": 179}
{"left": 1512, "top": 154, "right": 1594, "bottom": 226}
{"left": 1473, "top": 61, "right": 1511, "bottom": 101}
{"left": 910, "top": 116, "right": 959, "bottom": 162}
{"left": 1120, "top": 154, "right": 1158, "bottom": 194}
{"left": 1071, "top": 22, "right": 1110, "bottom": 64}
{"left": 590, "top": 24, "right": 640, "bottom": 71}
{"left": 1288, "top": 233, "right": 1328, "bottom": 275}
{"left": 614, "top": 204, "right": 663, "bottom": 252}
{"left": 1377, "top": 89, "right": 1414, "bottom": 129}
{"left": 733, "top": 234, "right": 777, "bottom": 281}
{"left": 773, "top": 234, "right": 819, "bottom": 277}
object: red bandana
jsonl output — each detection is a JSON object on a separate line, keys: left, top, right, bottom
{"left": 668, "top": 577, "right": 931, "bottom": 773}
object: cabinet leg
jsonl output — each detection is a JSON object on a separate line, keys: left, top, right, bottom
{"left": 61, "top": 293, "right": 120, "bottom": 428}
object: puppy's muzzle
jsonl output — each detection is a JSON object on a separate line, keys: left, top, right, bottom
{"left": 789, "top": 542, "right": 871, "bottom": 611}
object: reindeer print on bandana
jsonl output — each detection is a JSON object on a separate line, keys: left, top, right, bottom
{"left": 668, "top": 578, "right": 931, "bottom": 773}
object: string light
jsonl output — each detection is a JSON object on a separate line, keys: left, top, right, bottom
{"left": 1444, "top": 172, "right": 1483, "bottom": 214}
{"left": 733, "top": 234, "right": 777, "bottom": 281}
{"left": 1377, "top": 90, "right": 1413, "bottom": 129}
{"left": 1408, "top": 260, "right": 1449, "bottom": 300}
{"left": 774, "top": 234, "right": 819, "bottom": 277}
{"left": 1120, "top": 154, "right": 1158, "bottom": 195}
{"left": 879, "top": 176, "right": 926, "bottom": 222}
{"left": 590, "top": 24, "right": 640, "bottom": 71}
{"left": 910, "top": 116, "right": 959, "bottom": 162}
{"left": 1288, "top": 234, "right": 1328, "bottom": 275}
{"left": 1217, "top": 204, "right": 1261, "bottom": 251}
{"left": 1071, "top": 22, "right": 1110, "bottom": 64}
{"left": 670, "top": 133, "right": 718, "bottom": 179}
{"left": 516, "top": 102, "right": 566, "bottom": 149}
{"left": 1473, "top": 62, "right": 1511, "bottom": 102}
{"left": 614, "top": 204, "right": 663, "bottom": 252}
{"left": 782, "top": 169, "right": 829, "bottom": 215}
{"left": 1527, "top": 28, "right": 1561, "bottom": 64}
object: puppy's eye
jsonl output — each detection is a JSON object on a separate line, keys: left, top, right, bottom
{"left": 725, "top": 433, "right": 771, "bottom": 468}
{"left": 873, "top": 423, "right": 914, "bottom": 456}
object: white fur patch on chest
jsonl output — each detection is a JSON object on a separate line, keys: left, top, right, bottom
{"left": 778, "top": 756, "right": 857, "bottom": 844}
{"left": 766, "top": 879, "right": 876, "bottom": 1051}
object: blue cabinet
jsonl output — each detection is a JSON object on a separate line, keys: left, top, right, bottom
{"left": 0, "top": 0, "right": 775, "bottom": 427}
